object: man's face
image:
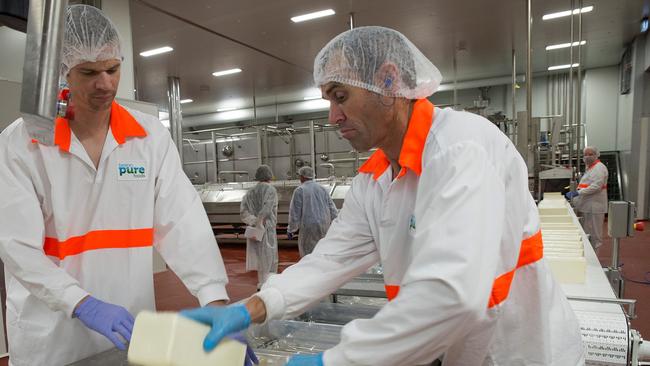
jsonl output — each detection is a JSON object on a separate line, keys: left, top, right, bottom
{"left": 66, "top": 59, "right": 121, "bottom": 112}
{"left": 583, "top": 148, "right": 597, "bottom": 159}
{"left": 321, "top": 82, "right": 395, "bottom": 152}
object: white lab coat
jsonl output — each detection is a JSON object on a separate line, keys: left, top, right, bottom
{"left": 241, "top": 182, "right": 279, "bottom": 287}
{"left": 258, "top": 100, "right": 584, "bottom": 366}
{"left": 288, "top": 180, "right": 338, "bottom": 256}
{"left": 573, "top": 160, "right": 608, "bottom": 248}
{"left": 0, "top": 102, "right": 229, "bottom": 365}
{"left": 574, "top": 160, "right": 608, "bottom": 214}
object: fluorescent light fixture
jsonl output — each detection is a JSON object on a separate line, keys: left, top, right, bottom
{"left": 548, "top": 63, "right": 580, "bottom": 71}
{"left": 139, "top": 46, "right": 173, "bottom": 57}
{"left": 545, "top": 40, "right": 586, "bottom": 50}
{"left": 291, "top": 9, "right": 335, "bottom": 23}
{"left": 212, "top": 68, "right": 242, "bottom": 77}
{"left": 303, "top": 95, "right": 322, "bottom": 100}
{"left": 642, "top": 17, "right": 649, "bottom": 33}
{"left": 542, "top": 6, "right": 593, "bottom": 20}
{"left": 217, "top": 107, "right": 238, "bottom": 112}
{"left": 180, "top": 99, "right": 193, "bottom": 104}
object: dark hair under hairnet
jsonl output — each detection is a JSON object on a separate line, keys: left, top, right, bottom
{"left": 298, "top": 166, "right": 315, "bottom": 179}
{"left": 255, "top": 165, "right": 273, "bottom": 181}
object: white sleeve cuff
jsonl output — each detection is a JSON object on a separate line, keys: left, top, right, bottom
{"left": 256, "top": 287, "right": 286, "bottom": 322}
{"left": 61, "top": 285, "right": 89, "bottom": 318}
{"left": 323, "top": 347, "right": 353, "bottom": 366}
{"left": 196, "top": 283, "right": 229, "bottom": 306}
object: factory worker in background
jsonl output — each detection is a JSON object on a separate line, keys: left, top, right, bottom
{"left": 182, "top": 26, "right": 585, "bottom": 366}
{"left": 287, "top": 166, "right": 338, "bottom": 257}
{"left": 241, "top": 165, "right": 279, "bottom": 289}
{"left": 566, "top": 146, "right": 609, "bottom": 250}
{"left": 0, "top": 5, "right": 255, "bottom": 365}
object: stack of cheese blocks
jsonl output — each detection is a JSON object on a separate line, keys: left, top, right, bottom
{"left": 538, "top": 193, "right": 587, "bottom": 283}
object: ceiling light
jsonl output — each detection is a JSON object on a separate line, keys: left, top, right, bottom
{"left": 543, "top": 6, "right": 593, "bottom": 20}
{"left": 212, "top": 68, "right": 242, "bottom": 77}
{"left": 548, "top": 63, "right": 580, "bottom": 71}
{"left": 217, "top": 107, "right": 238, "bottom": 112}
{"left": 303, "top": 95, "right": 322, "bottom": 100}
{"left": 139, "top": 46, "right": 173, "bottom": 57}
{"left": 545, "top": 40, "right": 586, "bottom": 50}
{"left": 180, "top": 99, "right": 193, "bottom": 104}
{"left": 291, "top": 9, "right": 335, "bottom": 23}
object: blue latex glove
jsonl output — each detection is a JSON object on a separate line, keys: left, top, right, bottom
{"left": 287, "top": 231, "right": 294, "bottom": 240}
{"left": 73, "top": 296, "right": 134, "bottom": 350}
{"left": 229, "top": 332, "right": 259, "bottom": 366}
{"left": 565, "top": 191, "right": 579, "bottom": 199}
{"left": 180, "top": 304, "right": 251, "bottom": 351}
{"left": 286, "top": 353, "right": 324, "bottom": 366}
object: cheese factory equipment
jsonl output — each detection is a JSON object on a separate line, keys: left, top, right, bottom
{"left": 195, "top": 178, "right": 351, "bottom": 243}
{"left": 606, "top": 201, "right": 645, "bottom": 298}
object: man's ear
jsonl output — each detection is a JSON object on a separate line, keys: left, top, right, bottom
{"left": 377, "top": 63, "right": 400, "bottom": 94}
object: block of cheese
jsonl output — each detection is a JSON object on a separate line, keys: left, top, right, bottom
{"left": 128, "top": 311, "right": 247, "bottom": 366}
{"left": 545, "top": 257, "right": 586, "bottom": 283}
{"left": 540, "top": 215, "right": 574, "bottom": 223}
{"left": 538, "top": 207, "right": 570, "bottom": 215}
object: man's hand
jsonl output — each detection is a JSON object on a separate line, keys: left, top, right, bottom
{"left": 565, "top": 191, "right": 579, "bottom": 200}
{"left": 73, "top": 296, "right": 135, "bottom": 350}
{"left": 286, "top": 353, "right": 324, "bottom": 366}
{"left": 180, "top": 304, "right": 251, "bottom": 351}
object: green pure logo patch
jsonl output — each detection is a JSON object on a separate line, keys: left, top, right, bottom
{"left": 118, "top": 162, "right": 147, "bottom": 180}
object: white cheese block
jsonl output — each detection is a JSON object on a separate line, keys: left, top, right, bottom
{"left": 538, "top": 207, "right": 570, "bottom": 215}
{"left": 540, "top": 215, "right": 574, "bottom": 223}
{"left": 128, "top": 311, "right": 247, "bottom": 366}
{"left": 546, "top": 257, "right": 587, "bottom": 283}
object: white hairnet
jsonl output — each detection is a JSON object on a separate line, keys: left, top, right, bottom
{"left": 314, "top": 26, "right": 442, "bottom": 99}
{"left": 61, "top": 5, "right": 122, "bottom": 78}
{"left": 584, "top": 146, "right": 600, "bottom": 157}
{"left": 298, "top": 166, "right": 315, "bottom": 179}
{"left": 255, "top": 165, "right": 273, "bottom": 181}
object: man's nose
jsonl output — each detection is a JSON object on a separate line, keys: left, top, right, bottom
{"left": 329, "top": 103, "right": 345, "bottom": 124}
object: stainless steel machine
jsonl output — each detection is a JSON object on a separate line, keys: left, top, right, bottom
{"left": 195, "top": 178, "right": 351, "bottom": 243}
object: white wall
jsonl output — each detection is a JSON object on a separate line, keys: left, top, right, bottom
{"left": 583, "top": 66, "right": 619, "bottom": 151}
{"left": 0, "top": 26, "right": 26, "bottom": 82}
{"left": 0, "top": 81, "right": 23, "bottom": 131}
{"left": 102, "top": 0, "right": 135, "bottom": 100}
{"left": 0, "top": 27, "right": 27, "bottom": 132}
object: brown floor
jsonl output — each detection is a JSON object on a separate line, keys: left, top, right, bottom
{"left": 154, "top": 243, "right": 301, "bottom": 311}
{"left": 596, "top": 221, "right": 650, "bottom": 338}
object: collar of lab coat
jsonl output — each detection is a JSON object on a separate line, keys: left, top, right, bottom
{"left": 587, "top": 159, "right": 601, "bottom": 170}
{"left": 358, "top": 98, "right": 434, "bottom": 180}
{"left": 52, "top": 101, "right": 147, "bottom": 153}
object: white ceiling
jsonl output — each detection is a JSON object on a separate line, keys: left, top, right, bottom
{"left": 129, "top": 0, "right": 649, "bottom": 123}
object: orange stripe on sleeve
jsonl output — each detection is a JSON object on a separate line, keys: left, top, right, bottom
{"left": 43, "top": 228, "right": 154, "bottom": 260}
{"left": 488, "top": 231, "right": 543, "bottom": 308}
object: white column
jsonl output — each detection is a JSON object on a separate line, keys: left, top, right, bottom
{"left": 102, "top": 0, "right": 135, "bottom": 100}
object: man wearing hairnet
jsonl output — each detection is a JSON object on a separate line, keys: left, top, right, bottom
{"left": 287, "top": 166, "right": 338, "bottom": 257}
{"left": 0, "top": 5, "right": 247, "bottom": 365}
{"left": 566, "top": 146, "right": 609, "bottom": 250}
{"left": 181, "top": 26, "right": 585, "bottom": 365}
{"left": 241, "top": 165, "right": 279, "bottom": 289}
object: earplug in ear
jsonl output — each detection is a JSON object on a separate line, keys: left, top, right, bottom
{"left": 384, "top": 77, "right": 393, "bottom": 88}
